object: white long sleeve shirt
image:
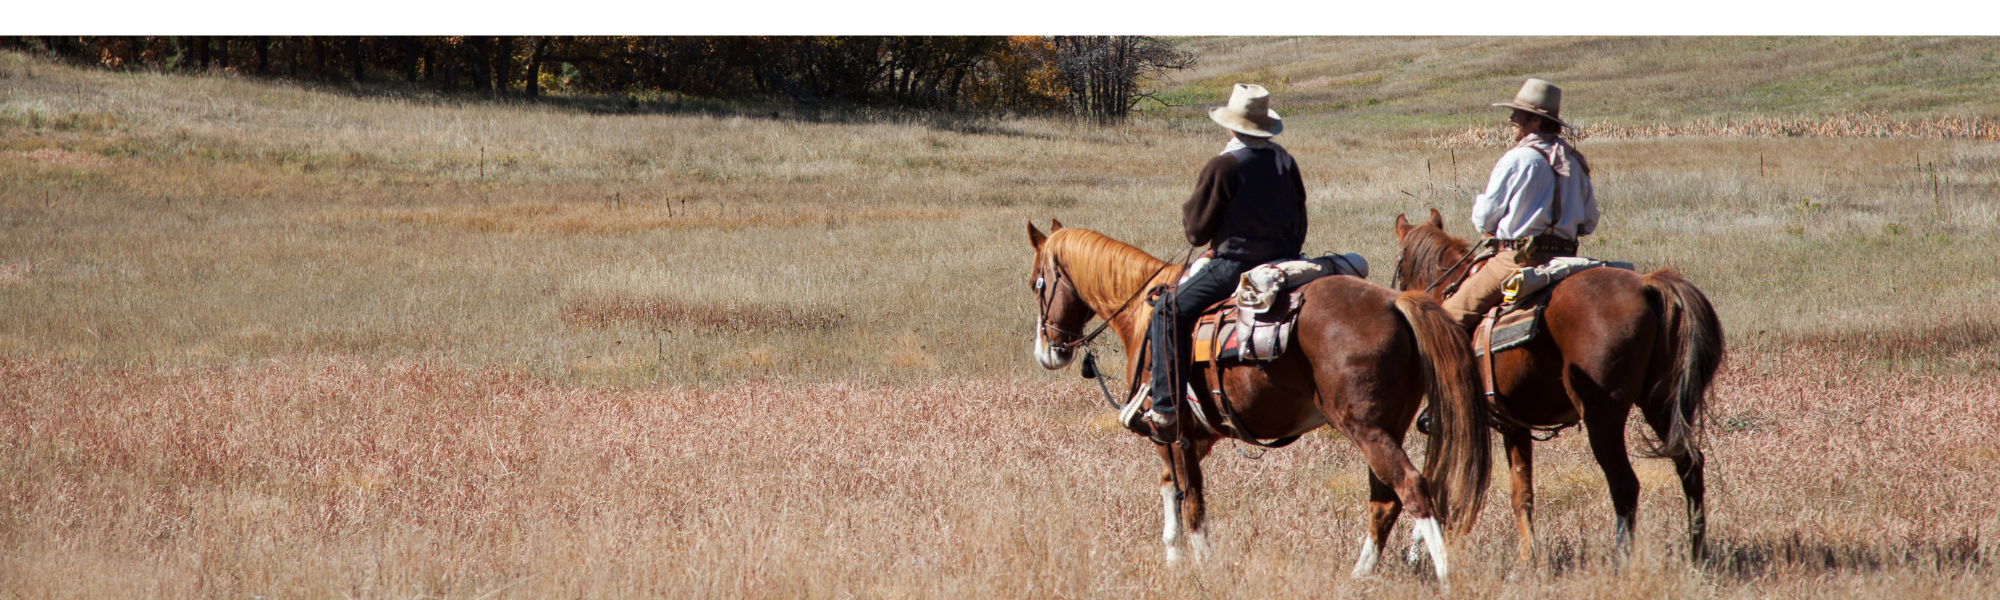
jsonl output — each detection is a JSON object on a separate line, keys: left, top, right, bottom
{"left": 1469, "top": 143, "right": 1599, "bottom": 239}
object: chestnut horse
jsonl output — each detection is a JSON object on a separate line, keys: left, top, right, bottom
{"left": 1026, "top": 221, "right": 1490, "bottom": 580}
{"left": 1391, "top": 209, "right": 1725, "bottom": 566}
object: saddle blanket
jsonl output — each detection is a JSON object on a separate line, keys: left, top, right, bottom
{"left": 1188, "top": 253, "right": 1368, "bottom": 363}
{"left": 1479, "top": 257, "right": 1634, "bottom": 356}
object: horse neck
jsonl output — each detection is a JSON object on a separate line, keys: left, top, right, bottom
{"left": 1054, "top": 234, "right": 1179, "bottom": 353}
{"left": 1403, "top": 228, "right": 1469, "bottom": 296}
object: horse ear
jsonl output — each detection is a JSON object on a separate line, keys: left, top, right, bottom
{"left": 1427, "top": 208, "right": 1445, "bottom": 230}
{"left": 1028, "top": 221, "right": 1047, "bottom": 249}
{"left": 1394, "top": 213, "right": 1412, "bottom": 240}
{"left": 1050, "top": 218, "right": 1065, "bottom": 231}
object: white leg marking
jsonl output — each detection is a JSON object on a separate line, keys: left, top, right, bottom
{"left": 1187, "top": 527, "right": 1210, "bottom": 562}
{"left": 1160, "top": 484, "right": 1184, "bottom": 562}
{"left": 1406, "top": 526, "right": 1426, "bottom": 563}
{"left": 1414, "top": 517, "right": 1449, "bottom": 581}
{"left": 1351, "top": 536, "right": 1381, "bottom": 578}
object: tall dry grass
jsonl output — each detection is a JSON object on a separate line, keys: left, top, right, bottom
{"left": 1, "top": 350, "right": 1995, "bottom": 598}
{"left": 3, "top": 39, "right": 2000, "bottom": 597}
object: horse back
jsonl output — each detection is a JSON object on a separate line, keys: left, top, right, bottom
{"left": 1291, "top": 275, "right": 1420, "bottom": 369}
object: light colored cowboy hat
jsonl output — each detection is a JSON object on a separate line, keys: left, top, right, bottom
{"left": 1209, "top": 83, "right": 1283, "bottom": 138}
{"left": 1493, "top": 78, "right": 1567, "bottom": 128}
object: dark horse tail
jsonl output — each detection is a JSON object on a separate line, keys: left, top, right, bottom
{"left": 1640, "top": 268, "right": 1726, "bottom": 460}
{"left": 1393, "top": 291, "right": 1491, "bottom": 537}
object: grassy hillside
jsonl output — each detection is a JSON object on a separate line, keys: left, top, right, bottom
{"left": 1149, "top": 37, "right": 2000, "bottom": 131}
{"left": 4, "top": 42, "right": 1994, "bottom": 384}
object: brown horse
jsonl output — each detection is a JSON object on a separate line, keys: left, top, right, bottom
{"left": 1391, "top": 209, "right": 1725, "bottom": 567}
{"left": 1026, "top": 220, "right": 1490, "bottom": 580}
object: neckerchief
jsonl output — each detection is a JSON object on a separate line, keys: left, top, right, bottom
{"left": 1515, "top": 133, "right": 1590, "bottom": 178}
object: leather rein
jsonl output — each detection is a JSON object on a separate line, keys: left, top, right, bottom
{"left": 1035, "top": 246, "right": 1192, "bottom": 411}
{"left": 1392, "top": 235, "right": 1494, "bottom": 298}
{"left": 1034, "top": 247, "right": 1190, "bottom": 354}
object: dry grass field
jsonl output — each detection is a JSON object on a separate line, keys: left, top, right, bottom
{"left": 3, "top": 37, "right": 1999, "bottom": 598}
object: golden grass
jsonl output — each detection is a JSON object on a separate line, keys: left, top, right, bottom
{"left": 3, "top": 40, "right": 2000, "bottom": 596}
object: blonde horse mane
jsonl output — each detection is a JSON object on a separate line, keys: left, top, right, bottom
{"left": 1044, "top": 228, "right": 1179, "bottom": 315}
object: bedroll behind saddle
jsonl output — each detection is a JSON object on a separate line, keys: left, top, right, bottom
{"left": 1189, "top": 253, "right": 1367, "bottom": 363}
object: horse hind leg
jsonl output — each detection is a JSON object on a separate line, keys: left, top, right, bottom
{"left": 1344, "top": 425, "right": 1448, "bottom": 580}
{"left": 1641, "top": 400, "right": 1707, "bottom": 561}
{"left": 1582, "top": 406, "right": 1641, "bottom": 559}
{"left": 1350, "top": 472, "right": 1400, "bottom": 578}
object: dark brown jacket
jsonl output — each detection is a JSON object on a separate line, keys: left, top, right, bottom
{"left": 1182, "top": 145, "right": 1308, "bottom": 262}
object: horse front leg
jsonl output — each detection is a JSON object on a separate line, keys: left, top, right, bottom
{"left": 1156, "top": 438, "right": 1215, "bottom": 563}
{"left": 1503, "top": 428, "right": 1539, "bottom": 574}
{"left": 1154, "top": 448, "right": 1184, "bottom": 563}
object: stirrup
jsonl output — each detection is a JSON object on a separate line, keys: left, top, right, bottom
{"left": 1120, "top": 383, "right": 1151, "bottom": 434}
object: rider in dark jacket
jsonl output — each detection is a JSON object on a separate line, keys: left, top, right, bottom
{"left": 1139, "top": 83, "right": 1308, "bottom": 435}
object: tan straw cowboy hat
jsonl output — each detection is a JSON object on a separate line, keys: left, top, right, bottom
{"left": 1210, "top": 83, "right": 1283, "bottom": 138}
{"left": 1493, "top": 78, "right": 1567, "bottom": 128}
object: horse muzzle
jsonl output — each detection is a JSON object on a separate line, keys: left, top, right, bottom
{"left": 1032, "top": 333, "right": 1075, "bottom": 370}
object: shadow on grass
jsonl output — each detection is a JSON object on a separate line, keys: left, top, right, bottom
{"left": 1704, "top": 534, "right": 1986, "bottom": 579}
{"left": 1784, "top": 319, "right": 2000, "bottom": 374}
{"left": 1515, "top": 534, "right": 1987, "bottom": 580}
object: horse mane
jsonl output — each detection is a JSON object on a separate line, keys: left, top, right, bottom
{"left": 1045, "top": 228, "right": 1177, "bottom": 311}
{"left": 1398, "top": 225, "right": 1470, "bottom": 291}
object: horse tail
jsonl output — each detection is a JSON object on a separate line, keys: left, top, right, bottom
{"left": 1393, "top": 291, "right": 1491, "bottom": 537}
{"left": 1639, "top": 268, "right": 1726, "bottom": 460}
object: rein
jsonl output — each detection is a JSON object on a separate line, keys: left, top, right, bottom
{"left": 1035, "top": 244, "right": 1194, "bottom": 412}
{"left": 1038, "top": 246, "right": 1193, "bottom": 353}
{"left": 1423, "top": 237, "right": 1494, "bottom": 297}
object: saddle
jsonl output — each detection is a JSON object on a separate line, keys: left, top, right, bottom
{"left": 1472, "top": 256, "right": 1636, "bottom": 357}
{"left": 1466, "top": 256, "right": 1633, "bottom": 439}
{"left": 1188, "top": 253, "right": 1367, "bottom": 364}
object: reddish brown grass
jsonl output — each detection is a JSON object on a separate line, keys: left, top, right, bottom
{"left": 2, "top": 349, "right": 1995, "bottom": 598}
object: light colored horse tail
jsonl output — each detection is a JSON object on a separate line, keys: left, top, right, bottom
{"left": 1640, "top": 268, "right": 1726, "bottom": 460}
{"left": 1393, "top": 291, "right": 1491, "bottom": 538}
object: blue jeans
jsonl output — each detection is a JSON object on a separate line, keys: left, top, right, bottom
{"left": 1146, "top": 257, "right": 1247, "bottom": 416}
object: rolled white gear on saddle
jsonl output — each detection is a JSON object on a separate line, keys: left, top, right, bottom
{"left": 1501, "top": 256, "right": 1635, "bottom": 303}
{"left": 1234, "top": 253, "right": 1370, "bottom": 316}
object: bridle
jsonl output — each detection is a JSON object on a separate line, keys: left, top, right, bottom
{"left": 1391, "top": 230, "right": 1492, "bottom": 297}
{"left": 1033, "top": 246, "right": 1187, "bottom": 354}
{"left": 1031, "top": 254, "right": 1088, "bottom": 349}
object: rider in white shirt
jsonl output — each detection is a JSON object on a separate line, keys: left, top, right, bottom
{"left": 1443, "top": 79, "right": 1598, "bottom": 329}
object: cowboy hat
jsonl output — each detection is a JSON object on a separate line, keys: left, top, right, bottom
{"left": 1493, "top": 78, "right": 1566, "bottom": 128}
{"left": 1209, "top": 83, "right": 1283, "bottom": 138}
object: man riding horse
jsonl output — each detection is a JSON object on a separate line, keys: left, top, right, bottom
{"left": 1137, "top": 83, "right": 1309, "bottom": 435}
{"left": 1441, "top": 78, "right": 1600, "bottom": 329}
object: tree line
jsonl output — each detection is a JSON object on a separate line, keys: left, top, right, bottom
{"left": 6, "top": 36, "right": 1195, "bottom": 118}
